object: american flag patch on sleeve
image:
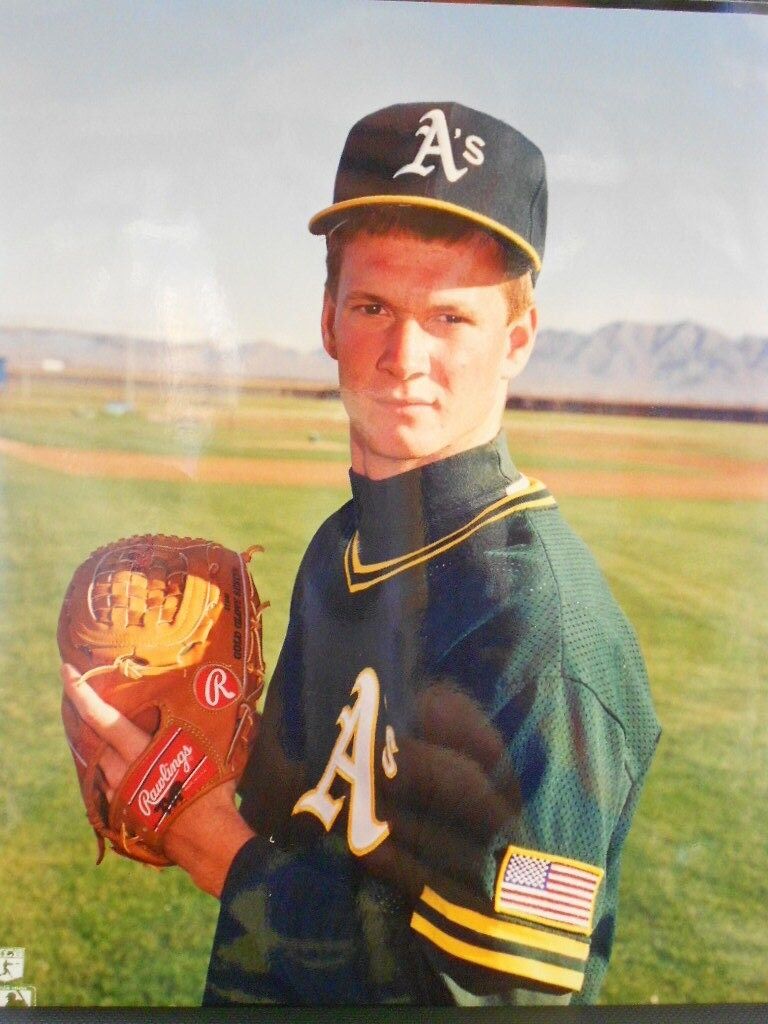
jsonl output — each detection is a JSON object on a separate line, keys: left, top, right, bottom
{"left": 494, "top": 845, "right": 603, "bottom": 936}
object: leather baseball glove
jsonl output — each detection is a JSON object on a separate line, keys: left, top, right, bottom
{"left": 58, "top": 534, "right": 268, "bottom": 867}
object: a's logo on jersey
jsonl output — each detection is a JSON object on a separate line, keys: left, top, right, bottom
{"left": 393, "top": 108, "right": 485, "bottom": 183}
{"left": 193, "top": 665, "right": 241, "bottom": 710}
{"left": 382, "top": 724, "right": 399, "bottom": 779}
{"left": 292, "top": 668, "right": 395, "bottom": 856}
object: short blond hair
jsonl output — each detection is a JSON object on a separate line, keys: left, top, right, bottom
{"left": 324, "top": 207, "right": 534, "bottom": 321}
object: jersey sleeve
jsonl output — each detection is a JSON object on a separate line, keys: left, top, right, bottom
{"left": 388, "top": 644, "right": 641, "bottom": 1001}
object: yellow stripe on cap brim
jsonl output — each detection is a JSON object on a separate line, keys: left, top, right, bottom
{"left": 308, "top": 195, "right": 542, "bottom": 272}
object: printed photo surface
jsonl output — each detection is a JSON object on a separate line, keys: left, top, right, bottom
{"left": 0, "top": 0, "right": 765, "bottom": 1009}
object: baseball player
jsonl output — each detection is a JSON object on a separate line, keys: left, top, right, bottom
{"left": 63, "top": 102, "right": 659, "bottom": 1006}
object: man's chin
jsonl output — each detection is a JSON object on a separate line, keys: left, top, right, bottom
{"left": 364, "top": 427, "right": 444, "bottom": 463}
{"left": 350, "top": 427, "right": 456, "bottom": 479}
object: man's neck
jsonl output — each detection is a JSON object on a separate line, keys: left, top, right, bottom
{"left": 349, "top": 421, "right": 506, "bottom": 481}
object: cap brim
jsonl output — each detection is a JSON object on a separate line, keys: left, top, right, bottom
{"left": 308, "top": 194, "right": 542, "bottom": 273}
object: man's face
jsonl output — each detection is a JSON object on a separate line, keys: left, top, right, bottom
{"left": 321, "top": 230, "right": 537, "bottom": 480}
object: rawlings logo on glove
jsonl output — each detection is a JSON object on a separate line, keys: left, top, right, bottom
{"left": 57, "top": 534, "right": 268, "bottom": 867}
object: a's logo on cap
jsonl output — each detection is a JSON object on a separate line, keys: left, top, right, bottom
{"left": 394, "top": 108, "right": 485, "bottom": 184}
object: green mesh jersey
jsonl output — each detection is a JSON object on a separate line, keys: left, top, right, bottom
{"left": 204, "top": 433, "right": 660, "bottom": 1006}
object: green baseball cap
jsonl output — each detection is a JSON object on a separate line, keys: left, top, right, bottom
{"left": 309, "top": 101, "right": 547, "bottom": 276}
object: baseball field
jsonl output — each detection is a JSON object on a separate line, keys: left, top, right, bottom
{"left": 1, "top": 376, "right": 766, "bottom": 1006}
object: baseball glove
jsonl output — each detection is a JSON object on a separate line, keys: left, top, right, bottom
{"left": 58, "top": 534, "right": 268, "bottom": 868}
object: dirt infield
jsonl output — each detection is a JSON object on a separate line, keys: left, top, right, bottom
{"left": 2, "top": 435, "right": 767, "bottom": 500}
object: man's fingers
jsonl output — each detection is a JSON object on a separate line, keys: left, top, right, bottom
{"left": 99, "top": 746, "right": 129, "bottom": 799}
{"left": 384, "top": 734, "right": 515, "bottom": 836}
{"left": 60, "top": 663, "right": 151, "bottom": 764}
{"left": 417, "top": 683, "right": 506, "bottom": 773}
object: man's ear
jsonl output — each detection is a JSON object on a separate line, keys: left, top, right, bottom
{"left": 321, "top": 289, "right": 338, "bottom": 360}
{"left": 503, "top": 304, "right": 538, "bottom": 381}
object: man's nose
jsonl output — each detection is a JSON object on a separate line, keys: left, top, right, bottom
{"left": 377, "top": 317, "right": 430, "bottom": 379}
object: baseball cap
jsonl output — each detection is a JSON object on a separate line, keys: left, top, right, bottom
{"left": 309, "top": 101, "right": 547, "bottom": 276}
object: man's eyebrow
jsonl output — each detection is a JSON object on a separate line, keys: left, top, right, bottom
{"left": 344, "top": 290, "right": 386, "bottom": 303}
{"left": 342, "top": 291, "right": 476, "bottom": 317}
{"left": 430, "top": 300, "right": 476, "bottom": 317}
{"left": 431, "top": 299, "right": 470, "bottom": 309}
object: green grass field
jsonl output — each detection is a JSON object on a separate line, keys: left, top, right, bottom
{"left": 1, "top": 379, "right": 765, "bottom": 1005}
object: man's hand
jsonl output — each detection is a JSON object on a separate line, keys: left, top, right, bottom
{"left": 61, "top": 664, "right": 255, "bottom": 897}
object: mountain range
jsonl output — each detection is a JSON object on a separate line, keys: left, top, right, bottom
{"left": 1, "top": 322, "right": 766, "bottom": 409}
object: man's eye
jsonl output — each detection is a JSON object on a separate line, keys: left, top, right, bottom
{"left": 357, "top": 303, "right": 385, "bottom": 316}
{"left": 437, "top": 313, "right": 466, "bottom": 325}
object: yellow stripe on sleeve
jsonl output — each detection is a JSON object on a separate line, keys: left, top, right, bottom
{"left": 420, "top": 887, "right": 589, "bottom": 962}
{"left": 410, "top": 913, "right": 585, "bottom": 993}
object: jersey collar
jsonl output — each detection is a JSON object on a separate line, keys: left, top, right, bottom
{"left": 349, "top": 432, "right": 526, "bottom": 566}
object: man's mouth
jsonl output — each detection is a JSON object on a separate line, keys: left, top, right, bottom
{"left": 375, "top": 395, "right": 436, "bottom": 408}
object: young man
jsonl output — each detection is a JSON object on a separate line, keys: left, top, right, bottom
{"left": 63, "top": 102, "right": 659, "bottom": 1006}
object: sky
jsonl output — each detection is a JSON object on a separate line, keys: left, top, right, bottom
{"left": 0, "top": 1, "right": 766, "bottom": 350}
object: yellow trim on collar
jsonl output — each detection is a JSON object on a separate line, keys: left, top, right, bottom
{"left": 308, "top": 194, "right": 542, "bottom": 272}
{"left": 411, "top": 913, "right": 584, "bottom": 992}
{"left": 419, "top": 887, "right": 589, "bottom": 961}
{"left": 343, "top": 479, "right": 555, "bottom": 594}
